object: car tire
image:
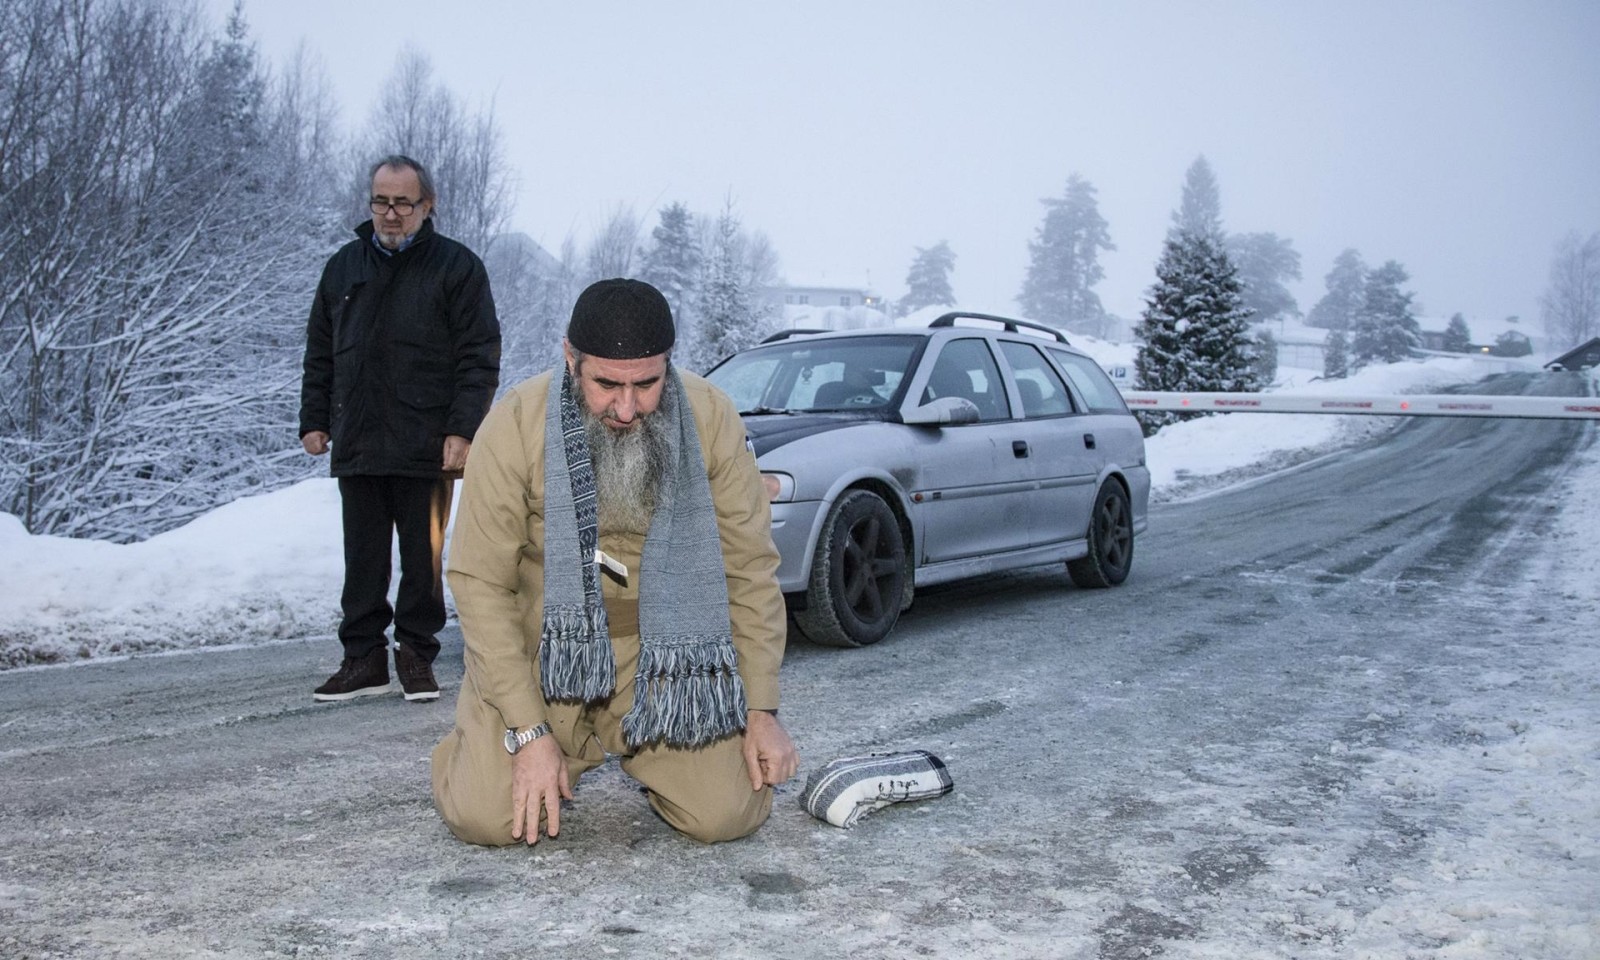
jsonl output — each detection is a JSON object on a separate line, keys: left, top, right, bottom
{"left": 794, "top": 490, "right": 907, "bottom": 647}
{"left": 1067, "top": 480, "right": 1134, "bottom": 588}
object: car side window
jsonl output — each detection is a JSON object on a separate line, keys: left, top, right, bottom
{"left": 922, "top": 338, "right": 1010, "bottom": 422}
{"left": 998, "top": 341, "right": 1077, "bottom": 418}
{"left": 1049, "top": 348, "right": 1132, "bottom": 415}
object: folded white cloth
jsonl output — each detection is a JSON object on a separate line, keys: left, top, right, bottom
{"left": 798, "top": 750, "right": 954, "bottom": 828}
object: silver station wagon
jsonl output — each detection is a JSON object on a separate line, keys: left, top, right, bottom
{"left": 704, "top": 312, "right": 1151, "bottom": 648}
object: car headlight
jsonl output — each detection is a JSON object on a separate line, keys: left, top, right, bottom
{"left": 761, "top": 472, "right": 794, "bottom": 503}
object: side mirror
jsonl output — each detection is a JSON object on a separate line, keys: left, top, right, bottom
{"left": 901, "top": 396, "right": 980, "bottom": 426}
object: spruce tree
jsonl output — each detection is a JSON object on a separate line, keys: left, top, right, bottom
{"left": 1350, "top": 260, "right": 1421, "bottom": 368}
{"left": 1133, "top": 230, "right": 1258, "bottom": 435}
{"left": 1442, "top": 312, "right": 1472, "bottom": 352}
{"left": 691, "top": 206, "right": 764, "bottom": 372}
{"left": 1306, "top": 249, "right": 1367, "bottom": 331}
{"left": 638, "top": 202, "right": 701, "bottom": 332}
{"left": 901, "top": 241, "right": 957, "bottom": 315}
{"left": 1322, "top": 327, "right": 1350, "bottom": 379}
{"left": 1252, "top": 329, "right": 1280, "bottom": 385}
{"left": 1017, "top": 174, "right": 1115, "bottom": 335}
{"left": 1169, "top": 156, "right": 1223, "bottom": 241}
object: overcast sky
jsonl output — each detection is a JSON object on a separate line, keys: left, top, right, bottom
{"left": 220, "top": 0, "right": 1600, "bottom": 332}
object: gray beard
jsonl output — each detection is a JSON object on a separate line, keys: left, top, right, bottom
{"left": 579, "top": 384, "right": 673, "bottom": 536}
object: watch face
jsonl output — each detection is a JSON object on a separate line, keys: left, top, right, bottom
{"left": 504, "top": 729, "right": 519, "bottom": 755}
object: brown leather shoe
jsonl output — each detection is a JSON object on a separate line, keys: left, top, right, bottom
{"left": 394, "top": 644, "right": 440, "bottom": 702}
{"left": 312, "top": 647, "right": 391, "bottom": 702}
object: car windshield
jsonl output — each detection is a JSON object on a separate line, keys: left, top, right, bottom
{"left": 706, "top": 335, "right": 922, "bottom": 412}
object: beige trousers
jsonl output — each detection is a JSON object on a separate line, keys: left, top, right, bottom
{"left": 431, "top": 608, "right": 772, "bottom": 845}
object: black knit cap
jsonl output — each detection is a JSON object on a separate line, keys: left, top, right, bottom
{"left": 566, "top": 278, "right": 675, "bottom": 359}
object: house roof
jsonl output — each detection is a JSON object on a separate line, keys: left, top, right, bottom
{"left": 1545, "top": 336, "right": 1600, "bottom": 369}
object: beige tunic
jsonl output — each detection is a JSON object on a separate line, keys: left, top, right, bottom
{"left": 432, "top": 369, "right": 785, "bottom": 835}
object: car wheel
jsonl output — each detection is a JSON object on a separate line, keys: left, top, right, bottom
{"left": 1067, "top": 480, "right": 1134, "bottom": 588}
{"left": 794, "top": 490, "right": 907, "bottom": 647}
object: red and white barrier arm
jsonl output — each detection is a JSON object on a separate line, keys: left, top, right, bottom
{"left": 1118, "top": 392, "right": 1600, "bottom": 420}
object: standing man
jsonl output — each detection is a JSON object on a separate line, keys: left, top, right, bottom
{"left": 300, "top": 155, "right": 501, "bottom": 704}
{"left": 432, "top": 278, "right": 798, "bottom": 845}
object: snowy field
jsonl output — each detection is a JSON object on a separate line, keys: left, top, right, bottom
{"left": 0, "top": 352, "right": 1587, "bottom": 670}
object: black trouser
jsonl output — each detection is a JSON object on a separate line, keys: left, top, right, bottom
{"left": 337, "top": 475, "right": 453, "bottom": 663}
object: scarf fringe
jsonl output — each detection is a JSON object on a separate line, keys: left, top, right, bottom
{"left": 622, "top": 636, "right": 749, "bottom": 748}
{"left": 539, "top": 604, "right": 616, "bottom": 702}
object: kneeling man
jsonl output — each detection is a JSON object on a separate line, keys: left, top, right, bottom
{"left": 432, "top": 278, "right": 798, "bottom": 845}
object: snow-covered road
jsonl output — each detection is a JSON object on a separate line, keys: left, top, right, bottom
{"left": 2, "top": 371, "right": 1595, "bottom": 959}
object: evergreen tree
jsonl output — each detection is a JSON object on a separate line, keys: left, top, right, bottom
{"left": 1016, "top": 174, "right": 1115, "bottom": 335}
{"left": 1252, "top": 329, "right": 1280, "bottom": 385}
{"left": 691, "top": 205, "right": 763, "bottom": 372}
{"left": 177, "top": 2, "right": 267, "bottom": 189}
{"left": 1322, "top": 326, "right": 1350, "bottom": 379}
{"left": 1442, "top": 312, "right": 1473, "bottom": 353}
{"left": 1350, "top": 260, "right": 1421, "bottom": 368}
{"left": 901, "top": 241, "right": 957, "bottom": 315}
{"left": 1168, "top": 156, "right": 1223, "bottom": 241}
{"left": 1306, "top": 248, "right": 1367, "bottom": 331}
{"left": 637, "top": 202, "right": 701, "bottom": 332}
{"left": 1227, "top": 232, "right": 1302, "bottom": 327}
{"left": 1133, "top": 230, "right": 1258, "bottom": 435}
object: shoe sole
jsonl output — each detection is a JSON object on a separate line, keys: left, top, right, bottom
{"left": 402, "top": 688, "right": 440, "bottom": 702}
{"left": 312, "top": 682, "right": 394, "bottom": 702}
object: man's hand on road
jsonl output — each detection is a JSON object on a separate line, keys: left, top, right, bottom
{"left": 742, "top": 710, "right": 799, "bottom": 791}
{"left": 301, "top": 431, "right": 329, "bottom": 456}
{"left": 443, "top": 435, "right": 471, "bottom": 472}
{"left": 510, "top": 735, "right": 571, "bottom": 845}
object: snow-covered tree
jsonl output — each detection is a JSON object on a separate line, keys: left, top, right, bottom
{"left": 1252, "top": 329, "right": 1280, "bottom": 386}
{"left": 1350, "top": 261, "right": 1421, "bottom": 368}
{"left": 1168, "top": 156, "right": 1223, "bottom": 241}
{"left": 901, "top": 241, "right": 957, "bottom": 315}
{"left": 1017, "top": 174, "right": 1115, "bottom": 335}
{"left": 1133, "top": 230, "right": 1258, "bottom": 435}
{"left": 0, "top": 0, "right": 346, "bottom": 541}
{"left": 1227, "top": 232, "right": 1302, "bottom": 327}
{"left": 638, "top": 203, "right": 702, "bottom": 332}
{"left": 1322, "top": 326, "right": 1350, "bottom": 380}
{"left": 1442, "top": 313, "right": 1473, "bottom": 353}
{"left": 1539, "top": 231, "right": 1600, "bottom": 349}
{"left": 1306, "top": 248, "right": 1367, "bottom": 331}
{"left": 689, "top": 203, "right": 774, "bottom": 372}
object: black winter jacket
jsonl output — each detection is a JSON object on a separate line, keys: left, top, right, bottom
{"left": 299, "top": 219, "right": 501, "bottom": 478}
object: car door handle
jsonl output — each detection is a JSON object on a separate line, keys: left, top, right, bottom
{"left": 1083, "top": 433, "right": 1097, "bottom": 450}
{"left": 1012, "top": 440, "right": 1030, "bottom": 458}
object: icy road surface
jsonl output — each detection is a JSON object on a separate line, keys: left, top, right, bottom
{"left": 2, "top": 372, "right": 1596, "bottom": 959}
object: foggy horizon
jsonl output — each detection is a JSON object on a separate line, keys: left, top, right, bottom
{"left": 217, "top": 0, "right": 1600, "bottom": 333}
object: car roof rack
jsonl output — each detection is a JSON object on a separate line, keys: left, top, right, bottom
{"left": 761, "top": 328, "right": 832, "bottom": 343}
{"left": 929, "top": 312, "right": 1070, "bottom": 344}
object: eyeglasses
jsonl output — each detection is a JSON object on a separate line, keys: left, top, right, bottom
{"left": 370, "top": 199, "right": 418, "bottom": 216}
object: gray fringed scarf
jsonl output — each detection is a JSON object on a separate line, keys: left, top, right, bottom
{"left": 539, "top": 367, "right": 748, "bottom": 749}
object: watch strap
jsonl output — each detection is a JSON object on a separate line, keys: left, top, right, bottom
{"left": 505, "top": 721, "right": 552, "bottom": 754}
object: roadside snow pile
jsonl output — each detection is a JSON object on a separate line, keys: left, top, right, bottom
{"left": 0, "top": 478, "right": 345, "bottom": 667}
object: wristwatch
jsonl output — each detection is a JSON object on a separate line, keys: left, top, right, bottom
{"left": 503, "top": 721, "right": 552, "bottom": 755}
